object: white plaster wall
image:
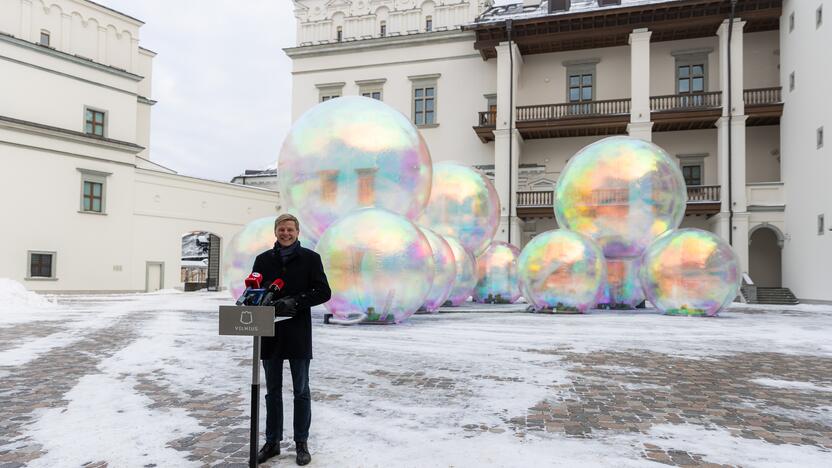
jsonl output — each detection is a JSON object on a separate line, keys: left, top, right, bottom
{"left": 518, "top": 46, "right": 630, "bottom": 104}
{"left": 746, "top": 125, "right": 781, "bottom": 183}
{"left": 743, "top": 30, "right": 781, "bottom": 89}
{"left": 289, "top": 33, "right": 495, "bottom": 167}
{"left": 652, "top": 130, "right": 719, "bottom": 185}
{"left": 779, "top": 0, "right": 831, "bottom": 301}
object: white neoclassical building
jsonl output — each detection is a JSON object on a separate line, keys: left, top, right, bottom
{"left": 286, "top": 0, "right": 829, "bottom": 302}
{"left": 0, "top": 0, "right": 280, "bottom": 292}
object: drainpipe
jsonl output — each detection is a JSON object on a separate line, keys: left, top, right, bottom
{"left": 506, "top": 19, "right": 514, "bottom": 245}
{"left": 727, "top": 0, "right": 737, "bottom": 246}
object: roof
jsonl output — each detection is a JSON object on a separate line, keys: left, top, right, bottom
{"left": 475, "top": 0, "right": 683, "bottom": 24}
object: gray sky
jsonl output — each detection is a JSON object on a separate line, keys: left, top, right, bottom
{"left": 102, "top": 0, "right": 297, "bottom": 182}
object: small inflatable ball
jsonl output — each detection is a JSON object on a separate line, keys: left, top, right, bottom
{"left": 417, "top": 162, "right": 500, "bottom": 257}
{"left": 473, "top": 241, "right": 521, "bottom": 304}
{"left": 445, "top": 236, "right": 477, "bottom": 306}
{"left": 278, "top": 96, "right": 432, "bottom": 238}
{"left": 317, "top": 208, "right": 434, "bottom": 323}
{"left": 517, "top": 230, "right": 605, "bottom": 313}
{"left": 639, "top": 228, "right": 741, "bottom": 316}
{"left": 555, "top": 136, "right": 686, "bottom": 258}
{"left": 221, "top": 217, "right": 278, "bottom": 299}
{"left": 418, "top": 228, "right": 457, "bottom": 313}
{"left": 598, "top": 257, "right": 645, "bottom": 308}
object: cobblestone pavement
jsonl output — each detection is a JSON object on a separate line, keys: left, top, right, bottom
{"left": 1, "top": 299, "right": 831, "bottom": 467}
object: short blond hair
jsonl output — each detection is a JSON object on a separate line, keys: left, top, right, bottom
{"left": 274, "top": 213, "right": 299, "bottom": 231}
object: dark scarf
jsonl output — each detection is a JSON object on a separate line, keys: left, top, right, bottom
{"left": 275, "top": 240, "right": 301, "bottom": 262}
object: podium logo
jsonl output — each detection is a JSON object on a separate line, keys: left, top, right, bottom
{"left": 240, "top": 310, "right": 253, "bottom": 325}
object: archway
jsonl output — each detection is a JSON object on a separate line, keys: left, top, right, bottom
{"left": 749, "top": 224, "right": 783, "bottom": 287}
{"left": 181, "top": 231, "right": 221, "bottom": 292}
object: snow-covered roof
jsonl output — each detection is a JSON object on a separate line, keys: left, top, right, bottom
{"left": 475, "top": 0, "right": 683, "bottom": 24}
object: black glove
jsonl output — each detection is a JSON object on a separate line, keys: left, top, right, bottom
{"left": 275, "top": 297, "right": 298, "bottom": 317}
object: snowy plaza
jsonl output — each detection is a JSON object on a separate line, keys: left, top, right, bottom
{"left": 1, "top": 284, "right": 831, "bottom": 467}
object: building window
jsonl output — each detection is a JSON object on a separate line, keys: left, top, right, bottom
{"left": 380, "top": 21, "right": 387, "bottom": 37}
{"left": 78, "top": 168, "right": 110, "bottom": 214}
{"left": 336, "top": 26, "right": 343, "bottom": 42}
{"left": 316, "top": 82, "right": 345, "bottom": 103}
{"left": 678, "top": 64, "right": 705, "bottom": 94}
{"left": 425, "top": 16, "right": 433, "bottom": 32}
{"left": 319, "top": 170, "right": 339, "bottom": 203}
{"left": 28, "top": 251, "right": 56, "bottom": 279}
{"left": 789, "top": 72, "right": 795, "bottom": 91}
{"left": 40, "top": 30, "right": 50, "bottom": 46}
{"left": 818, "top": 5, "right": 824, "bottom": 28}
{"left": 818, "top": 126, "right": 824, "bottom": 149}
{"left": 681, "top": 164, "right": 702, "bottom": 186}
{"left": 358, "top": 78, "right": 386, "bottom": 101}
{"left": 568, "top": 73, "right": 593, "bottom": 102}
{"left": 819, "top": 214, "right": 826, "bottom": 235}
{"left": 409, "top": 74, "right": 440, "bottom": 126}
{"left": 414, "top": 87, "right": 435, "bottom": 125}
{"left": 356, "top": 168, "right": 378, "bottom": 206}
{"left": 789, "top": 12, "right": 795, "bottom": 32}
{"left": 563, "top": 60, "right": 599, "bottom": 114}
{"left": 84, "top": 108, "right": 105, "bottom": 137}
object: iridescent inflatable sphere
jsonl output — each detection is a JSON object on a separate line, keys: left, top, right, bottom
{"left": 278, "top": 96, "right": 432, "bottom": 239}
{"left": 221, "top": 217, "right": 277, "bottom": 299}
{"left": 445, "top": 236, "right": 477, "bottom": 306}
{"left": 598, "top": 257, "right": 645, "bottom": 308}
{"left": 640, "top": 228, "right": 741, "bottom": 316}
{"left": 316, "top": 208, "right": 434, "bottom": 323}
{"left": 418, "top": 227, "right": 457, "bottom": 313}
{"left": 417, "top": 161, "right": 500, "bottom": 257}
{"left": 517, "top": 230, "right": 606, "bottom": 313}
{"left": 473, "top": 241, "right": 521, "bottom": 304}
{"left": 555, "top": 136, "right": 686, "bottom": 258}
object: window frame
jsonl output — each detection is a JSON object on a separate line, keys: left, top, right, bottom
{"left": 818, "top": 126, "right": 824, "bottom": 149}
{"left": 789, "top": 11, "right": 795, "bottom": 32}
{"left": 409, "top": 74, "right": 440, "bottom": 127}
{"left": 380, "top": 21, "right": 387, "bottom": 37}
{"left": 819, "top": 214, "right": 826, "bottom": 236}
{"left": 677, "top": 154, "right": 707, "bottom": 186}
{"left": 357, "top": 78, "right": 386, "bottom": 101}
{"left": 425, "top": 15, "right": 433, "bottom": 32}
{"left": 83, "top": 106, "right": 107, "bottom": 137}
{"left": 672, "top": 50, "right": 710, "bottom": 95}
{"left": 27, "top": 250, "right": 57, "bottom": 280}
{"left": 818, "top": 5, "right": 823, "bottom": 28}
{"left": 316, "top": 81, "right": 345, "bottom": 103}
{"left": 336, "top": 26, "right": 343, "bottom": 42}
{"left": 77, "top": 168, "right": 111, "bottom": 215}
{"left": 789, "top": 71, "right": 795, "bottom": 92}
{"left": 39, "top": 30, "right": 50, "bottom": 46}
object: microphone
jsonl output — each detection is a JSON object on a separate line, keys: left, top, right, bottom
{"left": 260, "top": 278, "right": 285, "bottom": 307}
{"left": 235, "top": 272, "right": 263, "bottom": 305}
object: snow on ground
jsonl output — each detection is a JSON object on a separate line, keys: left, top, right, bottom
{"left": 1, "top": 283, "right": 831, "bottom": 467}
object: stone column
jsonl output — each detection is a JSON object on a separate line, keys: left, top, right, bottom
{"left": 627, "top": 28, "right": 653, "bottom": 141}
{"left": 715, "top": 18, "right": 749, "bottom": 272}
{"left": 494, "top": 41, "right": 524, "bottom": 247}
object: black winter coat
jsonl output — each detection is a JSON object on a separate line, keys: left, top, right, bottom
{"left": 251, "top": 244, "right": 331, "bottom": 360}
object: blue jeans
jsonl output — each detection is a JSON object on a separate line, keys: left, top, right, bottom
{"left": 263, "top": 358, "right": 311, "bottom": 443}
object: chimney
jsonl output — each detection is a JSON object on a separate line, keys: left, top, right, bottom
{"left": 549, "top": 0, "right": 570, "bottom": 13}
{"left": 598, "top": 0, "right": 621, "bottom": 6}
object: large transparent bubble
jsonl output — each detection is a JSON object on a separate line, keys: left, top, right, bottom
{"left": 418, "top": 227, "right": 457, "bottom": 313}
{"left": 278, "top": 96, "right": 432, "bottom": 238}
{"left": 640, "top": 228, "right": 741, "bottom": 316}
{"left": 288, "top": 208, "right": 319, "bottom": 251}
{"left": 417, "top": 161, "right": 500, "bottom": 257}
{"left": 598, "top": 257, "right": 645, "bottom": 308}
{"left": 317, "top": 208, "right": 434, "bottom": 323}
{"left": 517, "top": 230, "right": 606, "bottom": 313}
{"left": 445, "top": 236, "right": 477, "bottom": 306}
{"left": 473, "top": 241, "right": 521, "bottom": 304}
{"left": 555, "top": 136, "right": 686, "bottom": 258}
{"left": 221, "top": 217, "right": 276, "bottom": 299}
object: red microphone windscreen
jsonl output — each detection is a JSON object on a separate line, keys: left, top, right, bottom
{"left": 245, "top": 272, "right": 262, "bottom": 288}
{"left": 274, "top": 278, "right": 285, "bottom": 290}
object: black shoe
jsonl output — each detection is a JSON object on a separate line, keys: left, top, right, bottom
{"left": 295, "top": 441, "right": 311, "bottom": 466}
{"left": 257, "top": 441, "right": 280, "bottom": 464}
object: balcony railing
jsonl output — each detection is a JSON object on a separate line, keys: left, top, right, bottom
{"left": 650, "top": 91, "right": 722, "bottom": 111}
{"left": 515, "top": 186, "right": 721, "bottom": 209}
{"left": 478, "top": 110, "right": 496, "bottom": 126}
{"left": 744, "top": 87, "right": 782, "bottom": 105}
{"left": 517, "top": 190, "right": 554, "bottom": 207}
{"left": 686, "top": 185, "right": 720, "bottom": 202}
{"left": 517, "top": 98, "right": 631, "bottom": 121}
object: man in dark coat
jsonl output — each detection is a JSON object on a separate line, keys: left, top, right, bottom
{"left": 252, "top": 213, "right": 330, "bottom": 466}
